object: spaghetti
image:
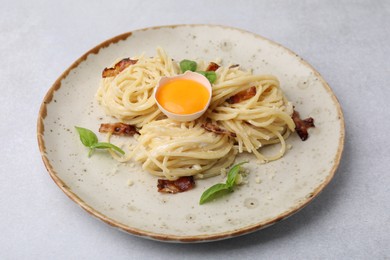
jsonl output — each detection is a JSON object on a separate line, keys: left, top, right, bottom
{"left": 132, "top": 119, "right": 236, "bottom": 180}
{"left": 205, "top": 65, "right": 295, "bottom": 162}
{"left": 96, "top": 48, "right": 179, "bottom": 127}
{"left": 97, "top": 48, "right": 295, "bottom": 179}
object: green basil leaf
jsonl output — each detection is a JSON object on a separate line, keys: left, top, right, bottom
{"left": 91, "top": 142, "right": 125, "bottom": 155}
{"left": 75, "top": 126, "right": 98, "bottom": 147}
{"left": 226, "top": 161, "right": 248, "bottom": 188}
{"left": 205, "top": 71, "right": 217, "bottom": 83}
{"left": 199, "top": 161, "right": 250, "bottom": 205}
{"left": 180, "top": 59, "right": 197, "bottom": 72}
{"left": 196, "top": 71, "right": 217, "bottom": 83}
{"left": 199, "top": 183, "right": 230, "bottom": 205}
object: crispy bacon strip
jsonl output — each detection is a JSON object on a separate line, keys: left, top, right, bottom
{"left": 229, "top": 64, "right": 239, "bottom": 69}
{"left": 226, "top": 86, "right": 257, "bottom": 104}
{"left": 102, "top": 58, "right": 137, "bottom": 78}
{"left": 157, "top": 176, "right": 195, "bottom": 194}
{"left": 201, "top": 122, "right": 237, "bottom": 137}
{"left": 292, "top": 110, "right": 315, "bottom": 141}
{"left": 99, "top": 123, "right": 139, "bottom": 136}
{"left": 206, "top": 62, "right": 220, "bottom": 71}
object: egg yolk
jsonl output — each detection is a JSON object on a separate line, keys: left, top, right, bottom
{"left": 156, "top": 79, "right": 210, "bottom": 115}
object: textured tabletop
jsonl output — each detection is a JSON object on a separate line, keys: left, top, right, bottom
{"left": 1, "top": 0, "right": 389, "bottom": 259}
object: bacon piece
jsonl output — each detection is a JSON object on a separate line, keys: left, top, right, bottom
{"left": 292, "top": 110, "right": 315, "bottom": 141}
{"left": 206, "top": 62, "right": 220, "bottom": 71}
{"left": 157, "top": 176, "right": 195, "bottom": 194}
{"left": 201, "top": 122, "right": 237, "bottom": 137}
{"left": 99, "top": 123, "right": 139, "bottom": 136}
{"left": 226, "top": 86, "right": 257, "bottom": 104}
{"left": 229, "top": 64, "right": 239, "bottom": 69}
{"left": 102, "top": 58, "right": 137, "bottom": 78}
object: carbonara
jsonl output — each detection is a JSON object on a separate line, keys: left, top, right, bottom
{"left": 97, "top": 47, "right": 295, "bottom": 180}
{"left": 96, "top": 48, "right": 179, "bottom": 127}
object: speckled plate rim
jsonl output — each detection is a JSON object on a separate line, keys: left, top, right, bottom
{"left": 37, "top": 24, "right": 345, "bottom": 242}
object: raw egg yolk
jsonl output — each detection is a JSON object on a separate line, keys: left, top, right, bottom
{"left": 156, "top": 79, "right": 210, "bottom": 115}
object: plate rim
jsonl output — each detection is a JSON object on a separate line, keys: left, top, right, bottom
{"left": 37, "top": 24, "right": 345, "bottom": 242}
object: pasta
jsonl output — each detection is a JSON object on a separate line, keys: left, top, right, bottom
{"left": 205, "top": 65, "right": 295, "bottom": 162}
{"left": 132, "top": 119, "right": 236, "bottom": 180}
{"left": 96, "top": 48, "right": 179, "bottom": 127}
{"left": 97, "top": 48, "right": 295, "bottom": 180}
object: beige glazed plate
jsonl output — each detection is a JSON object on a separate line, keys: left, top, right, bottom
{"left": 37, "top": 24, "right": 344, "bottom": 242}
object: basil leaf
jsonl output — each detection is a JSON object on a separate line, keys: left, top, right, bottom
{"left": 75, "top": 126, "right": 125, "bottom": 157}
{"left": 199, "top": 161, "right": 249, "bottom": 205}
{"left": 180, "top": 59, "right": 197, "bottom": 72}
{"left": 199, "top": 183, "right": 230, "bottom": 205}
{"left": 91, "top": 142, "right": 125, "bottom": 155}
{"left": 205, "top": 71, "right": 216, "bottom": 83}
{"left": 75, "top": 126, "right": 98, "bottom": 147}
{"left": 196, "top": 71, "right": 217, "bottom": 83}
{"left": 226, "top": 161, "right": 248, "bottom": 188}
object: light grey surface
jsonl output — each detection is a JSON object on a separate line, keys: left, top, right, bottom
{"left": 1, "top": 0, "right": 389, "bottom": 259}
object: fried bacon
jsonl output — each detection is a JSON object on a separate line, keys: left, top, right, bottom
{"left": 206, "top": 62, "right": 220, "bottom": 71}
{"left": 201, "top": 122, "right": 237, "bottom": 137}
{"left": 229, "top": 64, "right": 239, "bottom": 69}
{"left": 99, "top": 123, "right": 139, "bottom": 136}
{"left": 292, "top": 110, "right": 315, "bottom": 141}
{"left": 226, "top": 86, "right": 257, "bottom": 104}
{"left": 102, "top": 58, "right": 137, "bottom": 78}
{"left": 157, "top": 176, "right": 195, "bottom": 194}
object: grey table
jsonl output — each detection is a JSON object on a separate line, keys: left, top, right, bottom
{"left": 1, "top": 0, "right": 389, "bottom": 259}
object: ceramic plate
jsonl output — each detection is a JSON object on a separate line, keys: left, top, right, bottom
{"left": 37, "top": 24, "right": 344, "bottom": 242}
